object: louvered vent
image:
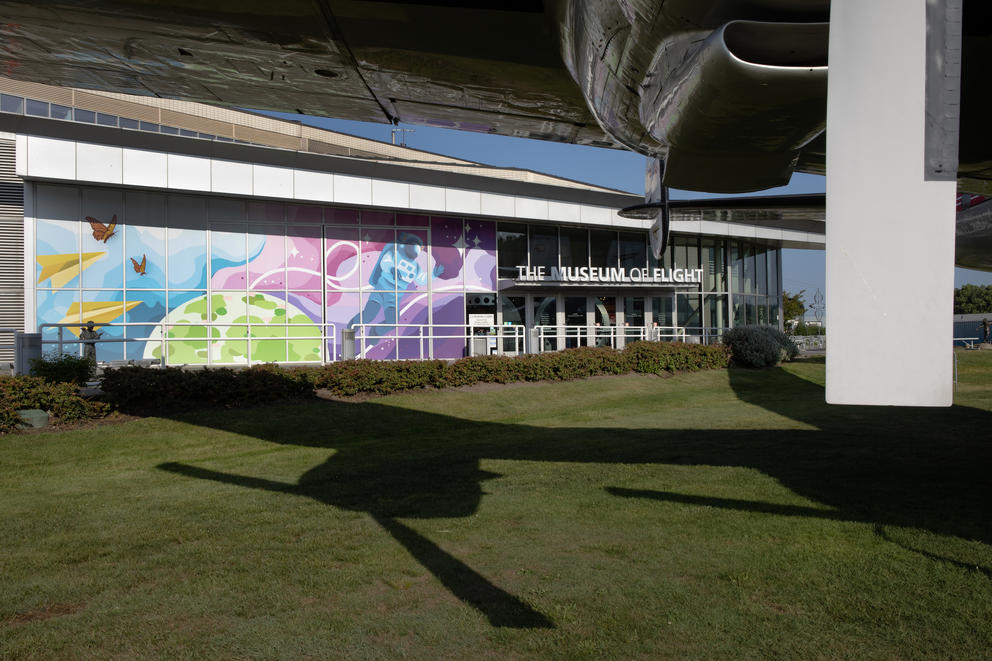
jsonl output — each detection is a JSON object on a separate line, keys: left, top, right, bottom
{"left": 0, "top": 137, "right": 24, "bottom": 362}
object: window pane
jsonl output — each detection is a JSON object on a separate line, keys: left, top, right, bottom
{"left": 529, "top": 225, "right": 557, "bottom": 269}
{"left": 733, "top": 297, "right": 746, "bottom": 327}
{"left": 674, "top": 236, "right": 700, "bottom": 270}
{"left": 678, "top": 294, "right": 702, "bottom": 329}
{"left": 198, "top": 133, "right": 215, "bottom": 140}
{"left": 500, "top": 296, "right": 525, "bottom": 325}
{"left": 623, "top": 297, "right": 644, "bottom": 326}
{"left": 25, "top": 99, "right": 48, "bottom": 117}
{"left": 731, "top": 243, "right": 743, "bottom": 293}
{"left": 755, "top": 246, "right": 767, "bottom": 295}
{"left": 590, "top": 229, "right": 618, "bottom": 269}
{"left": 119, "top": 117, "right": 139, "bottom": 129}
{"left": 743, "top": 244, "right": 755, "bottom": 294}
{"left": 160, "top": 125, "right": 179, "bottom": 135}
{"left": 96, "top": 112, "right": 118, "bottom": 127}
{"left": 619, "top": 232, "right": 646, "bottom": 270}
{"left": 767, "top": 248, "right": 779, "bottom": 297}
{"left": 497, "top": 222, "right": 527, "bottom": 278}
{"left": 50, "top": 104, "right": 71, "bottom": 120}
{"left": 702, "top": 239, "right": 727, "bottom": 292}
{"left": 705, "top": 294, "right": 728, "bottom": 330}
{"left": 0, "top": 94, "right": 23, "bottom": 113}
{"left": 74, "top": 108, "right": 96, "bottom": 123}
{"left": 180, "top": 128, "right": 197, "bottom": 137}
{"left": 652, "top": 296, "right": 674, "bottom": 327}
{"left": 559, "top": 227, "right": 588, "bottom": 268}
{"left": 140, "top": 121, "right": 160, "bottom": 132}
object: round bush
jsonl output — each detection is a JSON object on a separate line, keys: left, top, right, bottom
{"left": 723, "top": 325, "right": 798, "bottom": 368}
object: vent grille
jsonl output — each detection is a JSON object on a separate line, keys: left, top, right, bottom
{"left": 0, "top": 138, "right": 24, "bottom": 360}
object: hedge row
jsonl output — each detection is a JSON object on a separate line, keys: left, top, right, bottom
{"left": 98, "top": 363, "right": 313, "bottom": 413}
{"left": 289, "top": 341, "right": 728, "bottom": 396}
{"left": 3, "top": 342, "right": 731, "bottom": 428}
{"left": 0, "top": 375, "right": 108, "bottom": 433}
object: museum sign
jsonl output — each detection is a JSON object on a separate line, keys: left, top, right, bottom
{"left": 514, "top": 265, "right": 704, "bottom": 284}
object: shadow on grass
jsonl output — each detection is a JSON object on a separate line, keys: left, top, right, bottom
{"left": 154, "top": 362, "right": 992, "bottom": 627}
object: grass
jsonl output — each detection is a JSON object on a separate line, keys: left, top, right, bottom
{"left": 2, "top": 354, "right": 991, "bottom": 659}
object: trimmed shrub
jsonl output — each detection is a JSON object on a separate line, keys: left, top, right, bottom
{"left": 30, "top": 353, "right": 95, "bottom": 386}
{"left": 723, "top": 325, "right": 799, "bottom": 368}
{"left": 625, "top": 341, "right": 730, "bottom": 374}
{"left": 305, "top": 359, "right": 446, "bottom": 396}
{"left": 0, "top": 375, "right": 107, "bottom": 433}
{"left": 99, "top": 363, "right": 313, "bottom": 413}
{"left": 95, "top": 340, "right": 734, "bottom": 413}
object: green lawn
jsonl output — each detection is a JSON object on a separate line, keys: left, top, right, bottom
{"left": 2, "top": 355, "right": 991, "bottom": 660}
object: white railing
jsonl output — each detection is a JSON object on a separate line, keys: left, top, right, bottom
{"left": 790, "top": 334, "right": 826, "bottom": 351}
{"left": 534, "top": 325, "right": 648, "bottom": 351}
{"left": 38, "top": 322, "right": 336, "bottom": 367}
{"left": 954, "top": 336, "right": 980, "bottom": 349}
{"left": 531, "top": 325, "right": 730, "bottom": 352}
{"left": 353, "top": 324, "right": 526, "bottom": 360}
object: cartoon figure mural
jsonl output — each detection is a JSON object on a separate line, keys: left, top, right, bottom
{"left": 32, "top": 184, "right": 497, "bottom": 365}
{"left": 350, "top": 232, "right": 444, "bottom": 336}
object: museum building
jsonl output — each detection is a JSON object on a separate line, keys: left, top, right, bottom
{"left": 0, "top": 77, "right": 823, "bottom": 366}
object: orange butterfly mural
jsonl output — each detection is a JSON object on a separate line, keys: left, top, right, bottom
{"left": 85, "top": 214, "right": 117, "bottom": 243}
{"left": 130, "top": 253, "right": 147, "bottom": 275}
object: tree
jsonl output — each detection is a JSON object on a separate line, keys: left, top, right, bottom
{"left": 954, "top": 284, "right": 992, "bottom": 314}
{"left": 782, "top": 290, "right": 806, "bottom": 324}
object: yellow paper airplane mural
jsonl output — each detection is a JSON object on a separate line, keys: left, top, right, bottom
{"left": 36, "top": 252, "right": 105, "bottom": 289}
{"left": 59, "top": 300, "right": 142, "bottom": 337}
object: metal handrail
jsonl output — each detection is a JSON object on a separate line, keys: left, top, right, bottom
{"left": 353, "top": 323, "right": 526, "bottom": 359}
{"left": 39, "top": 322, "right": 337, "bottom": 366}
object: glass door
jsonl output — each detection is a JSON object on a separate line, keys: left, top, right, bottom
{"left": 622, "top": 296, "right": 645, "bottom": 346}
{"left": 563, "top": 296, "right": 588, "bottom": 348}
{"left": 533, "top": 296, "right": 558, "bottom": 351}
{"left": 593, "top": 295, "right": 616, "bottom": 347}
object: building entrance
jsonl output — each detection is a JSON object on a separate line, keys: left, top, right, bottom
{"left": 499, "top": 291, "right": 674, "bottom": 353}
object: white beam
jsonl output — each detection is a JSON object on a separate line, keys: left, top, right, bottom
{"left": 826, "top": 0, "right": 956, "bottom": 406}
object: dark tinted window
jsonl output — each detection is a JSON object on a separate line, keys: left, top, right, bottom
{"left": 25, "top": 99, "right": 48, "bottom": 117}
{"left": 497, "top": 222, "right": 527, "bottom": 279}
{"left": 0, "top": 94, "right": 23, "bottom": 113}
{"left": 159, "top": 125, "right": 179, "bottom": 135}
{"left": 619, "top": 232, "right": 646, "bottom": 270}
{"left": 74, "top": 109, "right": 96, "bottom": 123}
{"left": 529, "top": 225, "right": 558, "bottom": 269}
{"left": 589, "top": 229, "right": 618, "bottom": 269}
{"left": 50, "top": 104, "right": 72, "bottom": 120}
{"left": 140, "top": 121, "right": 160, "bottom": 132}
{"left": 119, "top": 117, "right": 140, "bottom": 129}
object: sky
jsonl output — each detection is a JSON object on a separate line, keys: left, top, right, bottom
{"left": 259, "top": 111, "right": 992, "bottom": 305}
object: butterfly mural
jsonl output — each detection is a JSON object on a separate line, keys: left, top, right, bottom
{"left": 85, "top": 214, "right": 117, "bottom": 243}
{"left": 130, "top": 253, "right": 147, "bottom": 275}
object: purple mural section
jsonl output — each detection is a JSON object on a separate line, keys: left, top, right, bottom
{"left": 432, "top": 293, "right": 466, "bottom": 359}
{"left": 464, "top": 220, "right": 497, "bottom": 291}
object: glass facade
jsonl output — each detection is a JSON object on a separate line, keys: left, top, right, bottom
{"left": 31, "top": 183, "right": 782, "bottom": 363}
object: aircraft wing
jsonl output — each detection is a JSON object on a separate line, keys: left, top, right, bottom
{"left": 0, "top": 0, "right": 840, "bottom": 193}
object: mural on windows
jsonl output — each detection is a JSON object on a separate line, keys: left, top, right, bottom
{"left": 33, "top": 185, "right": 497, "bottom": 365}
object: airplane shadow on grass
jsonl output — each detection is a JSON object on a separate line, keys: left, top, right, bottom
{"left": 156, "top": 363, "right": 992, "bottom": 628}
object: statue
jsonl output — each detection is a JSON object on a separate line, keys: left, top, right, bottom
{"left": 79, "top": 321, "right": 103, "bottom": 361}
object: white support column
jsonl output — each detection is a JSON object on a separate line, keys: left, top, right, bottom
{"left": 826, "top": 0, "right": 957, "bottom": 406}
